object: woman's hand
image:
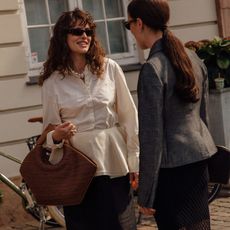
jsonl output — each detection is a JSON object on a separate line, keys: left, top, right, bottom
{"left": 52, "top": 122, "right": 76, "bottom": 143}
{"left": 129, "top": 172, "right": 139, "bottom": 190}
{"left": 139, "top": 206, "right": 156, "bottom": 216}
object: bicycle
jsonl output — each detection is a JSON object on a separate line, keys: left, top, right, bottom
{"left": 208, "top": 183, "right": 222, "bottom": 203}
{"left": 0, "top": 117, "right": 65, "bottom": 230}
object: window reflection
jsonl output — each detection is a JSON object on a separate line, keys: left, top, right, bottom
{"left": 82, "top": 0, "right": 103, "bottom": 20}
{"left": 108, "top": 21, "right": 128, "bottom": 53}
{"left": 105, "top": 0, "right": 123, "bottom": 18}
{"left": 49, "top": 0, "right": 68, "bottom": 24}
{"left": 24, "top": 0, "right": 48, "bottom": 25}
{"left": 28, "top": 28, "right": 49, "bottom": 63}
{"left": 95, "top": 22, "right": 108, "bottom": 53}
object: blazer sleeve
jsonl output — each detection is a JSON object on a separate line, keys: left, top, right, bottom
{"left": 137, "top": 63, "right": 164, "bottom": 208}
{"left": 199, "top": 65, "right": 210, "bottom": 128}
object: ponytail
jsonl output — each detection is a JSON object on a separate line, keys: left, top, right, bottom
{"left": 128, "top": 0, "right": 200, "bottom": 103}
{"left": 162, "top": 30, "right": 199, "bottom": 103}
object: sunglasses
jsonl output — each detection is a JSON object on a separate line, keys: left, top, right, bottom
{"left": 123, "top": 19, "right": 137, "bottom": 30}
{"left": 67, "top": 28, "right": 94, "bottom": 37}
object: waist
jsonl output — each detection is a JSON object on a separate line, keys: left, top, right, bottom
{"left": 74, "top": 124, "right": 119, "bottom": 133}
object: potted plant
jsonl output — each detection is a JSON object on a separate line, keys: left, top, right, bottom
{"left": 185, "top": 37, "right": 230, "bottom": 90}
{"left": 214, "top": 73, "right": 225, "bottom": 90}
{"left": 185, "top": 37, "right": 230, "bottom": 150}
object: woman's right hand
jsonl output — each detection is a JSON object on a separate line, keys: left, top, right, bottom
{"left": 139, "top": 206, "right": 156, "bottom": 216}
{"left": 52, "top": 122, "right": 76, "bottom": 143}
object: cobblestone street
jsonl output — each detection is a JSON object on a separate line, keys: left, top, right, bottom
{"left": 0, "top": 194, "right": 229, "bottom": 230}
{"left": 137, "top": 195, "right": 230, "bottom": 230}
{"left": 0, "top": 178, "right": 230, "bottom": 230}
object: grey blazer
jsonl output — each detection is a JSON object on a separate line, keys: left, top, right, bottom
{"left": 137, "top": 39, "right": 217, "bottom": 208}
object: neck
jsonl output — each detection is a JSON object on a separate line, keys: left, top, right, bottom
{"left": 71, "top": 53, "right": 86, "bottom": 73}
{"left": 144, "top": 29, "right": 163, "bottom": 49}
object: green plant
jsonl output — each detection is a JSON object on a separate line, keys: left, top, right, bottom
{"left": 185, "top": 37, "right": 230, "bottom": 89}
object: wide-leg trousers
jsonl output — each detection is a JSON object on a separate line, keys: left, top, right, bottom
{"left": 63, "top": 174, "right": 136, "bottom": 230}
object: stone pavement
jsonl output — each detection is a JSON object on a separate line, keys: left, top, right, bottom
{"left": 137, "top": 194, "right": 230, "bottom": 230}
{"left": 0, "top": 193, "right": 230, "bottom": 230}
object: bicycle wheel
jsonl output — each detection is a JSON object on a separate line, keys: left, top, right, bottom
{"left": 47, "top": 205, "right": 66, "bottom": 227}
{"left": 22, "top": 199, "right": 61, "bottom": 226}
{"left": 208, "top": 183, "right": 222, "bottom": 203}
{"left": 21, "top": 181, "right": 61, "bottom": 227}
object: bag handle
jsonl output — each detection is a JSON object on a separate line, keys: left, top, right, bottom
{"left": 36, "top": 124, "right": 57, "bottom": 145}
{"left": 36, "top": 123, "right": 70, "bottom": 146}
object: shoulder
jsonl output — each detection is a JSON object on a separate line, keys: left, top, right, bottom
{"left": 186, "top": 48, "right": 208, "bottom": 77}
{"left": 141, "top": 52, "right": 171, "bottom": 86}
{"left": 42, "top": 71, "right": 65, "bottom": 94}
{"left": 103, "top": 57, "right": 124, "bottom": 78}
{"left": 104, "top": 57, "right": 121, "bottom": 70}
{"left": 43, "top": 71, "right": 64, "bottom": 86}
{"left": 145, "top": 51, "right": 168, "bottom": 75}
{"left": 147, "top": 51, "right": 170, "bottom": 73}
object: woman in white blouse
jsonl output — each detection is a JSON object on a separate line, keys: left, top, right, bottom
{"left": 39, "top": 8, "right": 139, "bottom": 230}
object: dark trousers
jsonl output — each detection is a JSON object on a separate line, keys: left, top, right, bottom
{"left": 63, "top": 175, "right": 136, "bottom": 230}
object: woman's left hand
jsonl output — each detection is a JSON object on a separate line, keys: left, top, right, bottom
{"left": 129, "top": 172, "right": 139, "bottom": 190}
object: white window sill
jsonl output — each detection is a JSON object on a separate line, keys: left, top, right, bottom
{"left": 26, "top": 63, "right": 142, "bottom": 85}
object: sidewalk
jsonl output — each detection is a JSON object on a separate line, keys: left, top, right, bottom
{"left": 137, "top": 194, "right": 230, "bottom": 230}
{"left": 0, "top": 194, "right": 229, "bottom": 230}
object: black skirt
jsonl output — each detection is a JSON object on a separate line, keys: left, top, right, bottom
{"left": 63, "top": 174, "right": 136, "bottom": 230}
{"left": 153, "top": 160, "right": 210, "bottom": 230}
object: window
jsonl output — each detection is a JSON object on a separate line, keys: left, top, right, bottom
{"left": 21, "top": 0, "right": 138, "bottom": 77}
{"left": 81, "top": 0, "right": 130, "bottom": 56}
{"left": 22, "top": 0, "right": 69, "bottom": 70}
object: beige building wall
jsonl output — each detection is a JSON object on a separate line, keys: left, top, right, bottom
{"left": 0, "top": 0, "right": 42, "bottom": 177}
{"left": 0, "top": 0, "right": 219, "bottom": 177}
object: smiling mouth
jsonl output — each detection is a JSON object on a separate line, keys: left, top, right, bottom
{"left": 77, "top": 41, "right": 89, "bottom": 46}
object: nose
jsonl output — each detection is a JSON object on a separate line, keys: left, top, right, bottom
{"left": 81, "top": 32, "right": 87, "bottom": 38}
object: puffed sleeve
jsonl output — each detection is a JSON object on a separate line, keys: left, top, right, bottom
{"left": 41, "top": 78, "right": 63, "bottom": 151}
{"left": 42, "top": 79, "right": 62, "bottom": 129}
{"left": 113, "top": 61, "right": 139, "bottom": 173}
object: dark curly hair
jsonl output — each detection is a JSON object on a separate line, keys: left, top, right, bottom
{"left": 39, "top": 8, "right": 105, "bottom": 85}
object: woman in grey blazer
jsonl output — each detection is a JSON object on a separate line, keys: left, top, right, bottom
{"left": 125, "top": 0, "right": 217, "bottom": 229}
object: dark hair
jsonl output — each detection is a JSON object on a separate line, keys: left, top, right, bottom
{"left": 39, "top": 8, "right": 105, "bottom": 85}
{"left": 128, "top": 0, "right": 199, "bottom": 103}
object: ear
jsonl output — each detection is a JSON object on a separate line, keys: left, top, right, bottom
{"left": 136, "top": 18, "right": 144, "bottom": 32}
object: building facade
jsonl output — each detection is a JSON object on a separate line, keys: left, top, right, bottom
{"left": 0, "top": 0, "right": 229, "bottom": 177}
